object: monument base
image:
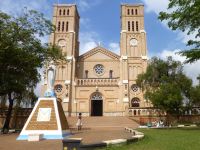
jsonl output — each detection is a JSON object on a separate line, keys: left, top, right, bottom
{"left": 17, "top": 98, "right": 70, "bottom": 140}
{"left": 17, "top": 131, "right": 70, "bottom": 140}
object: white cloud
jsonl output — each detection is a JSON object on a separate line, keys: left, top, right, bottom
{"left": 157, "top": 49, "right": 200, "bottom": 85}
{"left": 0, "top": 0, "right": 51, "bottom": 16}
{"left": 108, "top": 42, "right": 120, "bottom": 55}
{"left": 142, "top": 0, "right": 199, "bottom": 45}
{"left": 79, "top": 31, "right": 99, "bottom": 54}
{"left": 77, "top": 0, "right": 101, "bottom": 12}
{"left": 142, "top": 0, "right": 169, "bottom": 14}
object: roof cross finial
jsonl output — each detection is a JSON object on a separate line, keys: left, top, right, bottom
{"left": 98, "top": 41, "right": 101, "bottom": 47}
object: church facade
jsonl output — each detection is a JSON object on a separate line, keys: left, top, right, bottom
{"left": 41, "top": 3, "right": 152, "bottom": 116}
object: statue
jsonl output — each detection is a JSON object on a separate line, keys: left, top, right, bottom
{"left": 44, "top": 61, "right": 56, "bottom": 97}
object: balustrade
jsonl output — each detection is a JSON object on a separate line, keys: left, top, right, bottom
{"left": 76, "top": 78, "right": 119, "bottom": 86}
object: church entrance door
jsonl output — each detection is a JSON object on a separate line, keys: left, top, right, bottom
{"left": 91, "top": 92, "right": 103, "bottom": 116}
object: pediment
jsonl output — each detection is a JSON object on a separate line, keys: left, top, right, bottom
{"left": 78, "top": 46, "right": 120, "bottom": 61}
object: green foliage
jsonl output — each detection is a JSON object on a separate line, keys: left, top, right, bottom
{"left": 137, "top": 57, "right": 192, "bottom": 114}
{"left": 0, "top": 9, "right": 63, "bottom": 97}
{"left": 159, "top": 0, "right": 200, "bottom": 63}
{"left": 0, "top": 9, "right": 64, "bottom": 132}
{"left": 190, "top": 85, "right": 200, "bottom": 107}
{"left": 99, "top": 128, "right": 200, "bottom": 150}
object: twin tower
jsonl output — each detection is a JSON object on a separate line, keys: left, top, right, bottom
{"left": 41, "top": 3, "right": 150, "bottom": 117}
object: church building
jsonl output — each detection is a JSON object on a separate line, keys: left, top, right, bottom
{"left": 41, "top": 3, "right": 152, "bottom": 116}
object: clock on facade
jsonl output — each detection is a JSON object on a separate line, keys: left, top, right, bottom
{"left": 58, "top": 39, "right": 66, "bottom": 47}
{"left": 130, "top": 38, "right": 138, "bottom": 46}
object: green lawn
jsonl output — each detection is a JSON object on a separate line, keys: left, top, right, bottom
{"left": 99, "top": 128, "right": 200, "bottom": 150}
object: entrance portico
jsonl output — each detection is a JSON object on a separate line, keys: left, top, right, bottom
{"left": 90, "top": 92, "right": 103, "bottom": 116}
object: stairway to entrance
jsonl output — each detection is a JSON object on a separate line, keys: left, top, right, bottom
{"left": 67, "top": 116, "right": 139, "bottom": 129}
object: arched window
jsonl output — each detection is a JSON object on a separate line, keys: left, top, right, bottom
{"left": 109, "top": 70, "right": 113, "bottom": 78}
{"left": 59, "top": 9, "right": 62, "bottom": 15}
{"left": 128, "top": 21, "right": 130, "bottom": 31}
{"left": 91, "top": 92, "right": 102, "bottom": 100}
{"left": 136, "top": 21, "right": 139, "bottom": 31}
{"left": 127, "top": 9, "right": 130, "bottom": 15}
{"left": 135, "top": 9, "right": 138, "bottom": 15}
{"left": 67, "top": 9, "right": 70, "bottom": 15}
{"left": 131, "top": 9, "right": 134, "bottom": 15}
{"left": 66, "top": 21, "right": 69, "bottom": 32}
{"left": 132, "top": 21, "right": 134, "bottom": 31}
{"left": 131, "top": 98, "right": 140, "bottom": 107}
{"left": 62, "top": 21, "right": 65, "bottom": 31}
{"left": 85, "top": 70, "right": 88, "bottom": 79}
{"left": 58, "top": 21, "right": 61, "bottom": 31}
{"left": 63, "top": 9, "right": 66, "bottom": 15}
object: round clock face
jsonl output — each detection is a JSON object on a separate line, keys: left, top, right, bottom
{"left": 130, "top": 38, "right": 138, "bottom": 46}
{"left": 58, "top": 39, "right": 66, "bottom": 47}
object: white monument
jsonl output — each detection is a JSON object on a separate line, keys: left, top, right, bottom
{"left": 17, "top": 62, "right": 70, "bottom": 141}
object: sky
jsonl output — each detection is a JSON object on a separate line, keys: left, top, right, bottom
{"left": 0, "top": 0, "right": 200, "bottom": 92}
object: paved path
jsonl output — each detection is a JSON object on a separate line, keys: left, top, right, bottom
{"left": 68, "top": 116, "right": 139, "bottom": 144}
{"left": 0, "top": 117, "right": 139, "bottom": 150}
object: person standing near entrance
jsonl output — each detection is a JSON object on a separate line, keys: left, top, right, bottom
{"left": 76, "top": 113, "right": 82, "bottom": 131}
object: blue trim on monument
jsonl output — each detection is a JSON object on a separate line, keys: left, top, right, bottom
{"left": 17, "top": 133, "right": 71, "bottom": 140}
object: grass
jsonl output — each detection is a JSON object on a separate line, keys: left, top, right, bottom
{"left": 98, "top": 128, "right": 200, "bottom": 150}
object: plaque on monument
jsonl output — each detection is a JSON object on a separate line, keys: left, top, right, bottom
{"left": 37, "top": 108, "right": 52, "bottom": 122}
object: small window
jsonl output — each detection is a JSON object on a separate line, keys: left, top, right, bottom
{"left": 109, "top": 70, "right": 113, "bottom": 78}
{"left": 131, "top": 9, "right": 134, "bottom": 15}
{"left": 58, "top": 21, "right": 61, "bottom": 31}
{"left": 85, "top": 70, "right": 88, "bottom": 79}
{"left": 63, "top": 9, "right": 66, "bottom": 15}
{"left": 132, "top": 21, "right": 134, "bottom": 31}
{"left": 67, "top": 9, "right": 70, "bottom": 15}
{"left": 66, "top": 22, "right": 69, "bottom": 32}
{"left": 128, "top": 21, "right": 130, "bottom": 31}
{"left": 127, "top": 9, "right": 130, "bottom": 15}
{"left": 62, "top": 21, "right": 65, "bottom": 31}
{"left": 136, "top": 21, "right": 139, "bottom": 31}
{"left": 125, "top": 84, "right": 128, "bottom": 90}
{"left": 59, "top": 9, "right": 62, "bottom": 15}
{"left": 135, "top": 9, "right": 138, "bottom": 15}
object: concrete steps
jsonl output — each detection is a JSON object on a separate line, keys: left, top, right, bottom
{"left": 67, "top": 116, "right": 139, "bottom": 129}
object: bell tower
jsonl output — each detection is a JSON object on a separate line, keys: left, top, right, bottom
{"left": 47, "top": 4, "right": 80, "bottom": 115}
{"left": 120, "top": 4, "right": 148, "bottom": 108}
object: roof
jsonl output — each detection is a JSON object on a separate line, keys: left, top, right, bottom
{"left": 78, "top": 46, "right": 120, "bottom": 61}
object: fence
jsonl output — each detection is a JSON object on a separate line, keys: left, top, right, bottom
{"left": 0, "top": 108, "right": 32, "bottom": 129}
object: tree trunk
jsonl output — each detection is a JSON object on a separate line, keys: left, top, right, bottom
{"left": 2, "top": 93, "right": 13, "bottom": 134}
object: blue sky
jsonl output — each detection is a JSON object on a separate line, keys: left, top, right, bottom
{"left": 0, "top": 0, "right": 200, "bottom": 85}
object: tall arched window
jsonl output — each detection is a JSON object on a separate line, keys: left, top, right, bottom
{"left": 85, "top": 70, "right": 88, "bottom": 79}
{"left": 66, "top": 22, "right": 69, "bottom": 32}
{"left": 59, "top": 9, "right": 62, "bottom": 15}
{"left": 63, "top": 9, "right": 66, "bottom": 15}
{"left": 67, "top": 9, "right": 70, "bottom": 15}
{"left": 136, "top": 21, "right": 139, "bottom": 31}
{"left": 58, "top": 21, "right": 61, "bottom": 31}
{"left": 131, "top": 98, "right": 140, "bottom": 107}
{"left": 127, "top": 9, "right": 130, "bottom": 15}
{"left": 109, "top": 70, "right": 113, "bottom": 78}
{"left": 132, "top": 21, "right": 134, "bottom": 31}
{"left": 128, "top": 21, "right": 130, "bottom": 31}
{"left": 62, "top": 21, "right": 65, "bottom": 31}
{"left": 131, "top": 9, "right": 134, "bottom": 15}
{"left": 135, "top": 9, "right": 138, "bottom": 15}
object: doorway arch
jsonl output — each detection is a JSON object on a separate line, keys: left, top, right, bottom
{"left": 131, "top": 97, "right": 140, "bottom": 107}
{"left": 90, "top": 92, "right": 103, "bottom": 116}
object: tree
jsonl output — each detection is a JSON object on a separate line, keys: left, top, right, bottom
{"left": 190, "top": 86, "right": 200, "bottom": 107}
{"left": 137, "top": 57, "right": 193, "bottom": 115}
{"left": 0, "top": 9, "right": 64, "bottom": 133}
{"left": 159, "top": 0, "right": 200, "bottom": 63}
